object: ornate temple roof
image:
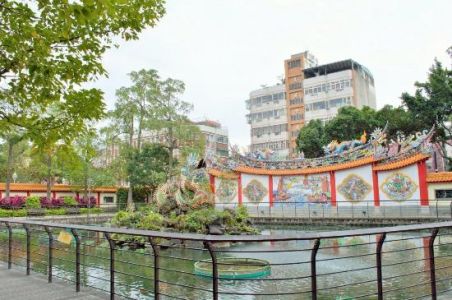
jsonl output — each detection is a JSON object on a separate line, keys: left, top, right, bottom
{"left": 373, "top": 153, "right": 429, "bottom": 171}
{"left": 207, "top": 126, "right": 437, "bottom": 177}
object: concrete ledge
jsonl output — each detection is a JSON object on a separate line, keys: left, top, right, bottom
{"left": 250, "top": 216, "right": 452, "bottom": 226}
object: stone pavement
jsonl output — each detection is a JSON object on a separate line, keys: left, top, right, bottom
{"left": 0, "top": 263, "right": 107, "bottom": 300}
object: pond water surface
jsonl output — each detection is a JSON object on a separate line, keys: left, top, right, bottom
{"left": 1, "top": 224, "right": 452, "bottom": 299}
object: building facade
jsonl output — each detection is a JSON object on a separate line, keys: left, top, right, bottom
{"left": 246, "top": 84, "right": 289, "bottom": 158}
{"left": 284, "top": 51, "right": 319, "bottom": 155}
{"left": 195, "top": 120, "right": 229, "bottom": 157}
{"left": 283, "top": 52, "right": 376, "bottom": 156}
{"left": 303, "top": 60, "right": 376, "bottom": 124}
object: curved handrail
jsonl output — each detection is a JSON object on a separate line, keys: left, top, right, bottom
{"left": 1, "top": 218, "right": 451, "bottom": 242}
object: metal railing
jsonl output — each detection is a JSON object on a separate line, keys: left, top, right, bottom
{"left": 215, "top": 199, "right": 452, "bottom": 220}
{"left": 1, "top": 219, "right": 452, "bottom": 299}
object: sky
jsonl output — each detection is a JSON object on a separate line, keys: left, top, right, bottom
{"left": 93, "top": 0, "right": 452, "bottom": 147}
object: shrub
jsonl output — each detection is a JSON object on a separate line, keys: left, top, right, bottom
{"left": 40, "top": 197, "right": 65, "bottom": 208}
{"left": 12, "top": 209, "right": 27, "bottom": 217}
{"left": 63, "top": 196, "right": 78, "bottom": 207}
{"left": 0, "top": 196, "right": 26, "bottom": 208}
{"left": 25, "top": 196, "right": 41, "bottom": 209}
{"left": 0, "top": 209, "right": 12, "bottom": 217}
{"left": 137, "top": 212, "right": 163, "bottom": 231}
{"left": 45, "top": 208, "right": 66, "bottom": 216}
{"left": 77, "top": 196, "right": 97, "bottom": 208}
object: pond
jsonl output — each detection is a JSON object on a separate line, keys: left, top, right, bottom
{"left": 1, "top": 224, "right": 452, "bottom": 299}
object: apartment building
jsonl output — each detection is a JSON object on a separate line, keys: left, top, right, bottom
{"left": 195, "top": 120, "right": 229, "bottom": 157}
{"left": 284, "top": 52, "right": 376, "bottom": 155}
{"left": 303, "top": 59, "right": 376, "bottom": 124}
{"left": 246, "top": 83, "right": 289, "bottom": 158}
{"left": 246, "top": 51, "right": 376, "bottom": 158}
{"left": 97, "top": 120, "right": 229, "bottom": 168}
{"left": 284, "top": 51, "right": 319, "bottom": 155}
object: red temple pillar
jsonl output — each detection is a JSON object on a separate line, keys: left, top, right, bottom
{"left": 238, "top": 173, "right": 243, "bottom": 205}
{"left": 52, "top": 191, "right": 56, "bottom": 199}
{"left": 418, "top": 160, "right": 429, "bottom": 206}
{"left": 268, "top": 175, "right": 274, "bottom": 207}
{"left": 97, "top": 192, "right": 101, "bottom": 207}
{"left": 209, "top": 174, "right": 215, "bottom": 194}
{"left": 27, "top": 191, "right": 30, "bottom": 197}
{"left": 372, "top": 166, "right": 380, "bottom": 207}
{"left": 329, "top": 171, "right": 336, "bottom": 206}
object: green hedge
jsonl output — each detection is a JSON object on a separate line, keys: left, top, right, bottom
{"left": 0, "top": 208, "right": 103, "bottom": 217}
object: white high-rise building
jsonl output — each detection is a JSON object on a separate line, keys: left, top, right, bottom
{"left": 303, "top": 59, "right": 376, "bottom": 124}
{"left": 246, "top": 83, "right": 289, "bottom": 158}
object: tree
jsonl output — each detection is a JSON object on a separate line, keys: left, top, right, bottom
{"left": 296, "top": 120, "right": 326, "bottom": 158}
{"left": 0, "top": 0, "right": 165, "bottom": 135}
{"left": 128, "top": 143, "right": 169, "bottom": 199}
{"left": 296, "top": 105, "right": 428, "bottom": 158}
{"left": 323, "top": 106, "right": 380, "bottom": 143}
{"left": 149, "top": 77, "right": 198, "bottom": 174}
{"left": 401, "top": 60, "right": 452, "bottom": 169}
{"left": 108, "top": 70, "right": 161, "bottom": 208}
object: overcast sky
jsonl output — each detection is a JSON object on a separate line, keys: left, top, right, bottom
{"left": 93, "top": 0, "right": 452, "bottom": 147}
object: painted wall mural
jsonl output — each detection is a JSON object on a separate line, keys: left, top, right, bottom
{"left": 337, "top": 174, "right": 372, "bottom": 203}
{"left": 215, "top": 178, "right": 237, "bottom": 203}
{"left": 243, "top": 179, "right": 268, "bottom": 203}
{"left": 381, "top": 172, "right": 418, "bottom": 201}
{"left": 273, "top": 174, "right": 330, "bottom": 206}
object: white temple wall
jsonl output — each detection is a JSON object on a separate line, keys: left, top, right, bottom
{"left": 335, "top": 165, "right": 374, "bottom": 207}
{"left": 377, "top": 164, "right": 421, "bottom": 206}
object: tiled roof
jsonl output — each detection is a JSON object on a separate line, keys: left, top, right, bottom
{"left": 0, "top": 183, "right": 117, "bottom": 193}
{"left": 427, "top": 172, "right": 452, "bottom": 183}
{"left": 232, "top": 156, "right": 375, "bottom": 176}
{"left": 209, "top": 153, "right": 434, "bottom": 177}
{"left": 373, "top": 153, "right": 429, "bottom": 171}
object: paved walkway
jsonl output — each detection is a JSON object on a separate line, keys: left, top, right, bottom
{"left": 0, "top": 263, "right": 107, "bottom": 300}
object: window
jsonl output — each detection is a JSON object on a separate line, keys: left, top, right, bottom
{"left": 436, "top": 190, "right": 452, "bottom": 199}
{"left": 288, "top": 59, "right": 301, "bottom": 69}
{"left": 104, "top": 196, "right": 114, "bottom": 204}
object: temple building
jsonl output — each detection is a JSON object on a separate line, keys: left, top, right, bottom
{"left": 207, "top": 126, "right": 452, "bottom": 209}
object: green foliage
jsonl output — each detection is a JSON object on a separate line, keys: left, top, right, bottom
{"left": 296, "top": 120, "right": 326, "bottom": 158}
{"left": 401, "top": 60, "right": 452, "bottom": 169}
{"left": 0, "top": 0, "right": 165, "bottom": 135}
{"left": 117, "top": 187, "right": 149, "bottom": 208}
{"left": 128, "top": 144, "right": 169, "bottom": 192}
{"left": 25, "top": 196, "right": 41, "bottom": 209}
{"left": 111, "top": 205, "right": 257, "bottom": 235}
{"left": 80, "top": 208, "right": 103, "bottom": 214}
{"left": 137, "top": 212, "right": 164, "bottom": 231}
{"left": 0, "top": 209, "right": 27, "bottom": 217}
{"left": 296, "top": 105, "right": 426, "bottom": 157}
{"left": 183, "top": 208, "right": 218, "bottom": 233}
{"left": 45, "top": 208, "right": 67, "bottom": 216}
{"left": 63, "top": 196, "right": 78, "bottom": 207}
